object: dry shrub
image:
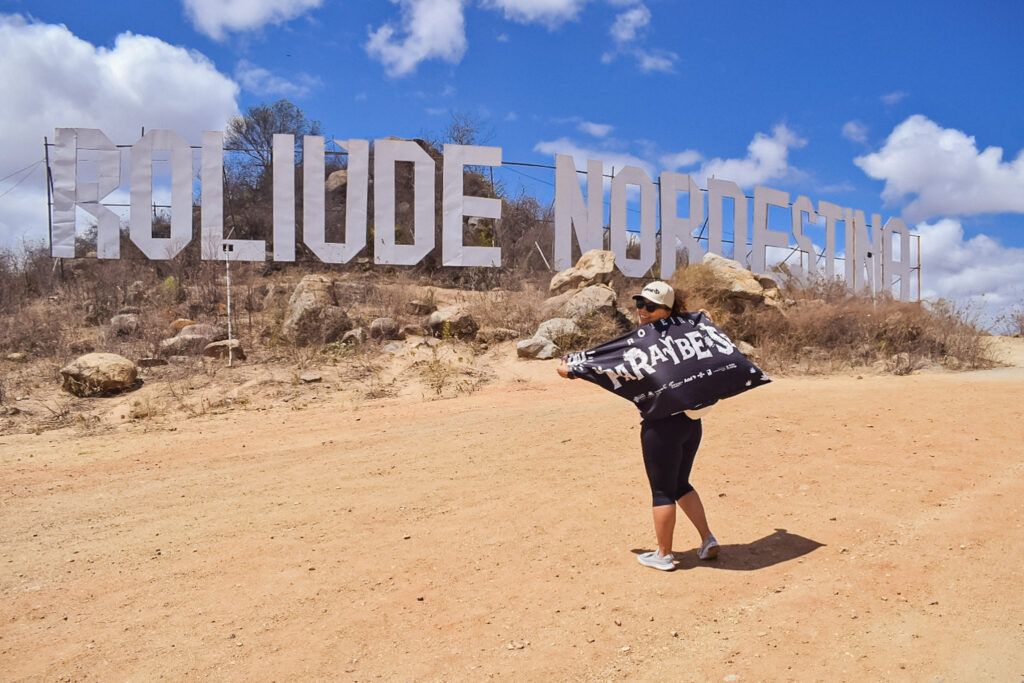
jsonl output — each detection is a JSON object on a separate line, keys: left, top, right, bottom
{"left": 998, "top": 305, "right": 1024, "bottom": 336}
{"left": 572, "top": 311, "right": 630, "bottom": 351}
{"left": 465, "top": 284, "right": 547, "bottom": 338}
{"left": 0, "top": 301, "right": 76, "bottom": 357}
{"left": 728, "top": 295, "right": 990, "bottom": 373}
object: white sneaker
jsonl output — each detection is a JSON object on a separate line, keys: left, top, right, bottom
{"left": 698, "top": 534, "right": 719, "bottom": 560}
{"left": 638, "top": 551, "right": 675, "bottom": 571}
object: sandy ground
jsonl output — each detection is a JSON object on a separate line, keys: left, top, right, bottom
{"left": 2, "top": 339, "right": 1023, "bottom": 681}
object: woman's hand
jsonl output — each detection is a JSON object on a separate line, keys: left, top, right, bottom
{"left": 557, "top": 358, "right": 572, "bottom": 379}
{"left": 699, "top": 308, "right": 715, "bottom": 324}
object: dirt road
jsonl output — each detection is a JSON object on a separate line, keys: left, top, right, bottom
{"left": 2, "top": 344, "right": 1023, "bottom": 681}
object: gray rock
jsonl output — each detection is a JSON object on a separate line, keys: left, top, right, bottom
{"left": 370, "top": 317, "right": 401, "bottom": 340}
{"left": 702, "top": 252, "right": 765, "bottom": 301}
{"left": 299, "top": 372, "right": 322, "bottom": 383}
{"left": 562, "top": 284, "right": 618, "bottom": 321}
{"left": 539, "top": 290, "right": 576, "bottom": 319}
{"left": 475, "top": 327, "right": 519, "bottom": 344}
{"left": 203, "top": 339, "right": 246, "bottom": 361}
{"left": 282, "top": 275, "right": 352, "bottom": 345}
{"left": 382, "top": 342, "right": 404, "bottom": 354}
{"left": 159, "top": 324, "right": 226, "bottom": 356}
{"left": 426, "top": 306, "right": 478, "bottom": 339}
{"left": 517, "top": 336, "right": 560, "bottom": 360}
{"left": 325, "top": 169, "right": 348, "bottom": 193}
{"left": 110, "top": 313, "right": 141, "bottom": 337}
{"left": 549, "top": 249, "right": 616, "bottom": 295}
{"left": 6, "top": 351, "right": 27, "bottom": 362}
{"left": 535, "top": 318, "right": 581, "bottom": 347}
{"left": 60, "top": 352, "right": 137, "bottom": 397}
{"left": 341, "top": 328, "right": 367, "bottom": 345}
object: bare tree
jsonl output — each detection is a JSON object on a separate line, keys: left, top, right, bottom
{"left": 225, "top": 99, "right": 322, "bottom": 178}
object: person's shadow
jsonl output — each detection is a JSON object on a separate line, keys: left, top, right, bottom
{"left": 633, "top": 528, "right": 824, "bottom": 571}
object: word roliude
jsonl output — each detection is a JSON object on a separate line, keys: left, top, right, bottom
{"left": 50, "top": 128, "right": 914, "bottom": 299}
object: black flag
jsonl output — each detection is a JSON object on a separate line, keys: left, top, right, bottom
{"left": 565, "top": 312, "right": 771, "bottom": 421}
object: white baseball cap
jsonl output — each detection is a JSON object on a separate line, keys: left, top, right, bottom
{"left": 632, "top": 281, "right": 674, "bottom": 308}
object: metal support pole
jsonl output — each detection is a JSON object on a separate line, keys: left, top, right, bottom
{"left": 225, "top": 250, "right": 233, "bottom": 367}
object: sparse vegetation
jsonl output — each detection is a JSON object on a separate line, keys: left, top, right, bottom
{"left": 0, "top": 106, "right": 1014, "bottom": 435}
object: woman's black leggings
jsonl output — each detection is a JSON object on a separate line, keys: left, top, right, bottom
{"left": 640, "top": 413, "right": 703, "bottom": 507}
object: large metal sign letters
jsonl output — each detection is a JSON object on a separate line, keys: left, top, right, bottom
{"left": 50, "top": 128, "right": 915, "bottom": 299}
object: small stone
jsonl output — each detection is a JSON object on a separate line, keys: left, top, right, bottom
{"left": 620, "top": 645, "right": 630, "bottom": 652}
{"left": 670, "top": 630, "right": 678, "bottom": 638}
{"left": 299, "top": 373, "right": 322, "bottom": 383}
{"left": 614, "top": 619, "right": 621, "bottom": 626}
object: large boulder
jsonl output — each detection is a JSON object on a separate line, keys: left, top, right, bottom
{"left": 539, "top": 289, "right": 576, "bottom": 319}
{"left": 203, "top": 339, "right": 246, "bottom": 360}
{"left": 516, "top": 336, "right": 560, "bottom": 360}
{"left": 159, "top": 323, "right": 226, "bottom": 356}
{"left": 427, "top": 306, "right": 479, "bottom": 339}
{"left": 549, "top": 249, "right": 616, "bottom": 295}
{"left": 60, "top": 353, "right": 138, "bottom": 397}
{"left": 370, "top": 317, "right": 401, "bottom": 340}
{"left": 326, "top": 169, "right": 348, "bottom": 193}
{"left": 701, "top": 253, "right": 765, "bottom": 301}
{"left": 535, "top": 318, "right": 581, "bottom": 348}
{"left": 282, "top": 275, "right": 352, "bottom": 345}
{"left": 109, "top": 313, "right": 141, "bottom": 337}
{"left": 562, "top": 284, "right": 619, "bottom": 321}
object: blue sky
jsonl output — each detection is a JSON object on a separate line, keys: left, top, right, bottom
{"left": 1, "top": 0, "right": 1022, "bottom": 325}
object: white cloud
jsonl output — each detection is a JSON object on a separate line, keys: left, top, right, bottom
{"left": 699, "top": 124, "right": 806, "bottom": 187}
{"left": 610, "top": 4, "right": 649, "bottom": 43}
{"left": 579, "top": 121, "right": 613, "bottom": 138}
{"left": 913, "top": 218, "right": 1024, "bottom": 325}
{"left": 635, "top": 49, "right": 676, "bottom": 73}
{"left": 235, "top": 59, "right": 320, "bottom": 97}
{"left": 534, "top": 136, "right": 656, "bottom": 180}
{"left": 881, "top": 90, "right": 907, "bottom": 106}
{"left": 366, "top": 0, "right": 467, "bottom": 77}
{"left": 660, "top": 150, "right": 702, "bottom": 170}
{"left": 481, "top": 0, "right": 591, "bottom": 28}
{"left": 854, "top": 115, "right": 1024, "bottom": 223}
{"left": 183, "top": 0, "right": 323, "bottom": 40}
{"left": 842, "top": 119, "right": 868, "bottom": 144}
{"left": 602, "top": 3, "right": 676, "bottom": 73}
{"left": 0, "top": 15, "right": 239, "bottom": 247}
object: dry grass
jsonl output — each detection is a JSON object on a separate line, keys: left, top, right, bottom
{"left": 0, "top": 239, "right": 1011, "bottom": 437}
{"left": 669, "top": 263, "right": 993, "bottom": 374}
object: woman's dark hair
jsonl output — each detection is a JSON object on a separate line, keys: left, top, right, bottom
{"left": 670, "top": 287, "right": 687, "bottom": 316}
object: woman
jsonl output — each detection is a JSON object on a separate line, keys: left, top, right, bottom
{"left": 557, "top": 280, "right": 719, "bottom": 571}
